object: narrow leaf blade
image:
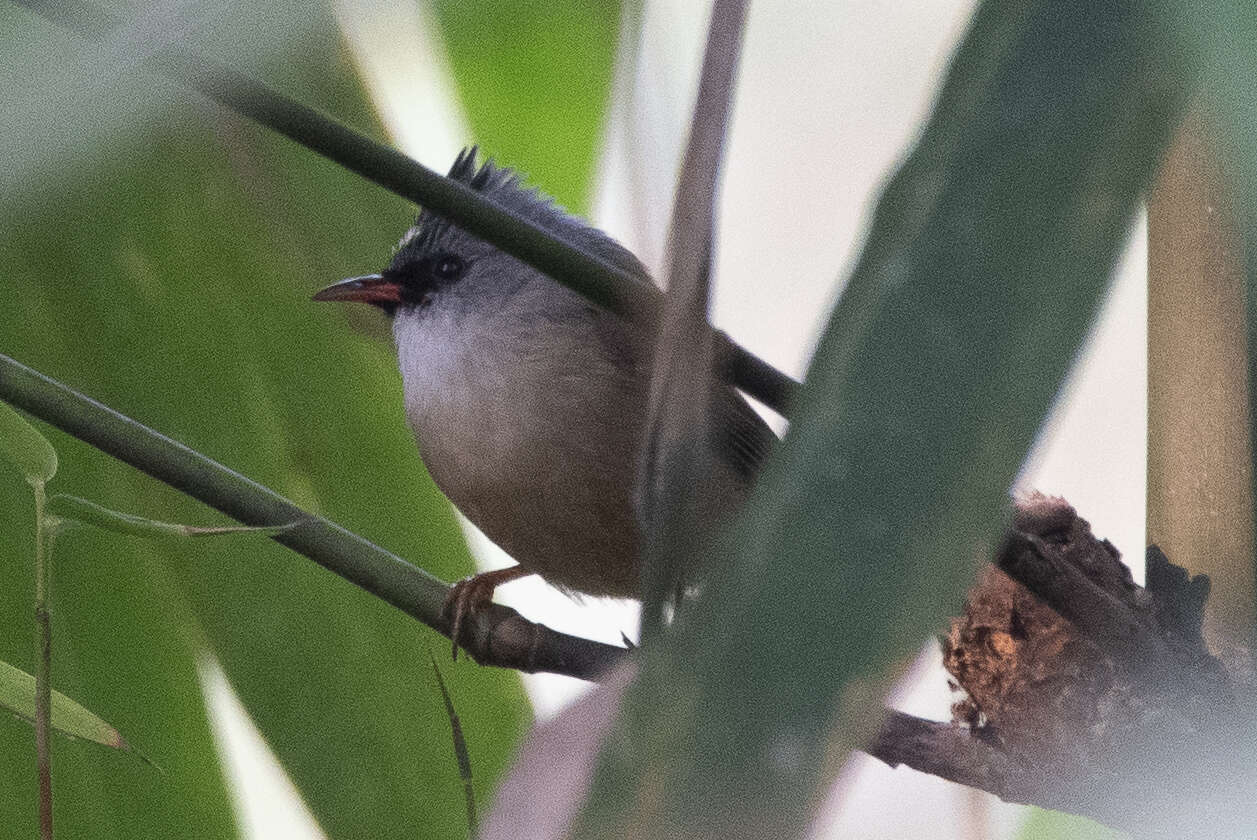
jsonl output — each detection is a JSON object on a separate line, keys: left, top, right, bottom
{"left": 0, "top": 660, "right": 126, "bottom": 750}
{"left": 49, "top": 494, "right": 295, "bottom": 539}
{"left": 637, "top": 0, "right": 748, "bottom": 637}
{"left": 430, "top": 652, "right": 476, "bottom": 837}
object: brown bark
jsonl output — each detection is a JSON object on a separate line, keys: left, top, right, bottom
{"left": 866, "top": 495, "right": 1257, "bottom": 838}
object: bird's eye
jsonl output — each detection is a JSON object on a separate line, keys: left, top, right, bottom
{"left": 431, "top": 254, "right": 465, "bottom": 281}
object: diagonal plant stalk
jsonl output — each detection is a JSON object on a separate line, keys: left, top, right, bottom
{"left": 0, "top": 352, "right": 626, "bottom": 681}
{"left": 9, "top": 0, "right": 799, "bottom": 416}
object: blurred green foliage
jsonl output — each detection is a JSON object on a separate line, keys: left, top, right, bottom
{"left": 1017, "top": 808, "right": 1128, "bottom": 840}
{"left": 0, "top": 0, "right": 633, "bottom": 835}
{"left": 0, "top": 399, "right": 58, "bottom": 485}
{"left": 430, "top": 0, "right": 624, "bottom": 211}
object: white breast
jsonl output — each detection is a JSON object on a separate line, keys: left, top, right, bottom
{"left": 394, "top": 304, "right": 520, "bottom": 491}
{"left": 391, "top": 291, "right": 648, "bottom": 596}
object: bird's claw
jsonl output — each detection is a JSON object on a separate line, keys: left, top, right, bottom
{"left": 445, "top": 574, "right": 499, "bottom": 660}
{"left": 443, "top": 565, "right": 532, "bottom": 660}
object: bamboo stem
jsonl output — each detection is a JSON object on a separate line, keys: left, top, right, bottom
{"left": 1147, "top": 109, "right": 1256, "bottom": 654}
{"left": 32, "top": 481, "right": 52, "bottom": 840}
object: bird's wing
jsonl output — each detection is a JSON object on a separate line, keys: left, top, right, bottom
{"left": 712, "top": 385, "right": 778, "bottom": 481}
{"left": 580, "top": 293, "right": 778, "bottom": 481}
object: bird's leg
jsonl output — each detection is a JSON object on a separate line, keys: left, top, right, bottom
{"left": 445, "top": 565, "right": 533, "bottom": 659}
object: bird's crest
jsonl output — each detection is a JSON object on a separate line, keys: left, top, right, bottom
{"left": 396, "top": 147, "right": 650, "bottom": 283}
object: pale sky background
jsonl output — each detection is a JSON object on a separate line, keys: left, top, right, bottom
{"left": 203, "top": 1, "right": 1149, "bottom": 837}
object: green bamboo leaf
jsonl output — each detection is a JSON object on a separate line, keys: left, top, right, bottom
{"left": 0, "top": 660, "right": 126, "bottom": 751}
{"left": 0, "top": 398, "right": 56, "bottom": 485}
{"left": 579, "top": 0, "right": 1194, "bottom": 836}
{"left": 49, "top": 494, "right": 296, "bottom": 539}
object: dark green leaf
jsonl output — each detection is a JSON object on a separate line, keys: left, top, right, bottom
{"left": 579, "top": 0, "right": 1193, "bottom": 836}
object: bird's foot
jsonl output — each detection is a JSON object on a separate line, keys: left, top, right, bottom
{"left": 444, "top": 565, "right": 532, "bottom": 660}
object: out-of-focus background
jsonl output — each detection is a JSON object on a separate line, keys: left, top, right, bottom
{"left": 0, "top": 1, "right": 1141, "bottom": 837}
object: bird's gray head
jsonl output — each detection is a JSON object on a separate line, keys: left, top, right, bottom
{"left": 313, "top": 147, "right": 649, "bottom": 320}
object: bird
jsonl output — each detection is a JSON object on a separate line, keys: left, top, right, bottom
{"left": 314, "top": 148, "right": 775, "bottom": 652}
